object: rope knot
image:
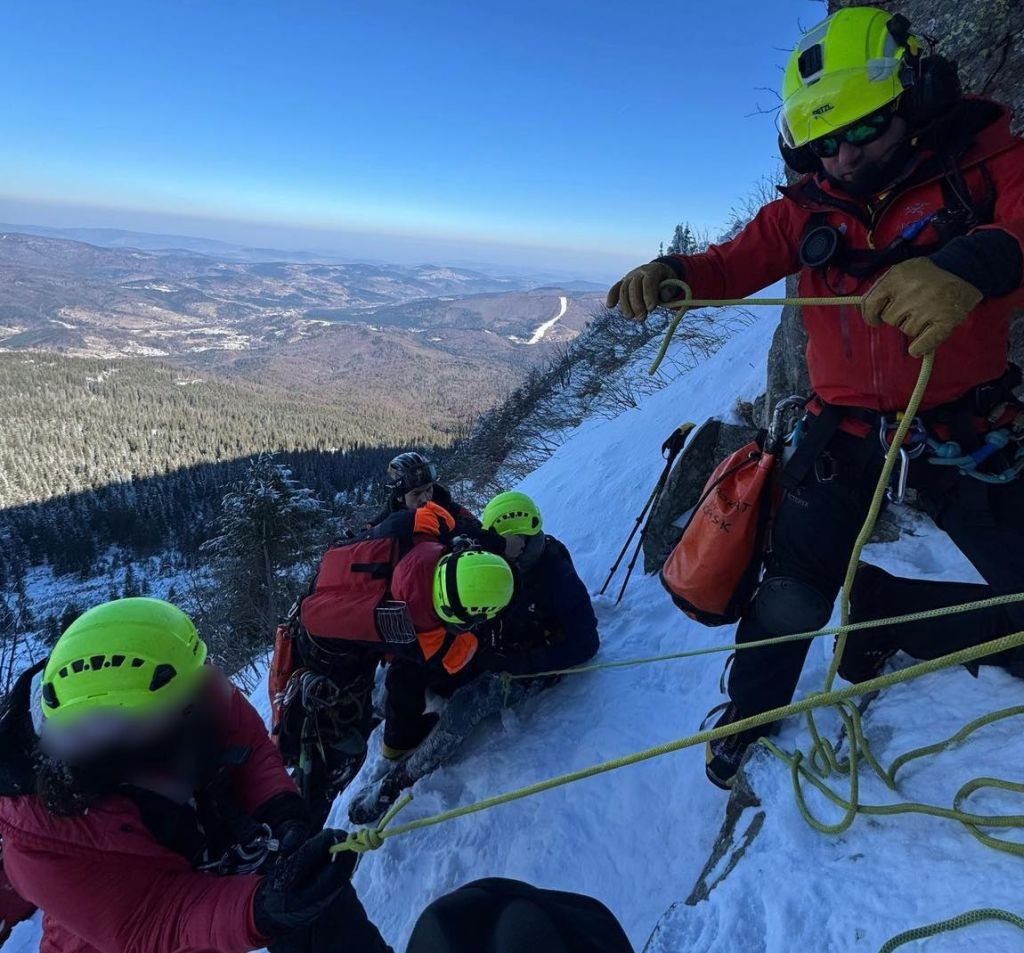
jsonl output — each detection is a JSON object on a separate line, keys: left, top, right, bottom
{"left": 329, "top": 793, "right": 414, "bottom": 857}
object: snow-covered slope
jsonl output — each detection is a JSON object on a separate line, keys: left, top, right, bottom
{"left": 325, "top": 297, "right": 1022, "bottom": 952}
{"left": 10, "top": 294, "right": 1023, "bottom": 952}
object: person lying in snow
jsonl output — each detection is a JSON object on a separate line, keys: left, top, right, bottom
{"left": 0, "top": 598, "right": 392, "bottom": 953}
{"left": 349, "top": 491, "right": 599, "bottom": 825}
{"left": 608, "top": 5, "right": 1024, "bottom": 790}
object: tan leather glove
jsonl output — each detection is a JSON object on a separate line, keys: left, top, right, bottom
{"left": 606, "top": 260, "right": 678, "bottom": 321}
{"left": 862, "top": 257, "right": 983, "bottom": 358}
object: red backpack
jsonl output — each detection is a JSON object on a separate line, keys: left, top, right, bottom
{"left": 267, "top": 502, "right": 456, "bottom": 730}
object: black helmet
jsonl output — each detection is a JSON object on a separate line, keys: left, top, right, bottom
{"left": 386, "top": 452, "right": 436, "bottom": 493}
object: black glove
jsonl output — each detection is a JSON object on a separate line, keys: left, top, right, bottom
{"left": 254, "top": 791, "right": 312, "bottom": 859}
{"left": 274, "top": 818, "right": 312, "bottom": 858}
{"left": 253, "top": 829, "right": 358, "bottom": 937}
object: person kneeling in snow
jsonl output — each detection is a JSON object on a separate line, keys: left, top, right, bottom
{"left": 0, "top": 598, "right": 392, "bottom": 953}
{"left": 349, "top": 491, "right": 599, "bottom": 825}
{"left": 475, "top": 491, "right": 600, "bottom": 677}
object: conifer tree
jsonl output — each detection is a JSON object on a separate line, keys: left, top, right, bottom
{"left": 200, "top": 453, "right": 326, "bottom": 669}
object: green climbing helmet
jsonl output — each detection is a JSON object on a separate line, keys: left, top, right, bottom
{"left": 482, "top": 491, "right": 544, "bottom": 538}
{"left": 41, "top": 598, "right": 209, "bottom": 738}
{"left": 432, "top": 551, "right": 515, "bottom": 626}
{"left": 780, "top": 6, "right": 923, "bottom": 149}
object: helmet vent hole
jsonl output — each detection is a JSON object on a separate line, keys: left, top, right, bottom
{"left": 149, "top": 664, "right": 177, "bottom": 692}
{"left": 71, "top": 659, "right": 86, "bottom": 674}
{"left": 42, "top": 682, "right": 60, "bottom": 708}
{"left": 111, "top": 655, "right": 126, "bottom": 668}
{"left": 90, "top": 655, "right": 105, "bottom": 671}
{"left": 798, "top": 45, "right": 823, "bottom": 79}
{"left": 131, "top": 658, "right": 145, "bottom": 668}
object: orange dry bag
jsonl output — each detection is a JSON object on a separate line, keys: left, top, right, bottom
{"left": 660, "top": 434, "right": 778, "bottom": 626}
{"left": 268, "top": 620, "right": 300, "bottom": 736}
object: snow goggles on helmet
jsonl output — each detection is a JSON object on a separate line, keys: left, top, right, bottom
{"left": 807, "top": 102, "right": 898, "bottom": 158}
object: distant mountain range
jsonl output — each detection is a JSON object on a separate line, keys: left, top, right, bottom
{"left": 0, "top": 222, "right": 609, "bottom": 291}
{"left": 0, "top": 229, "right": 609, "bottom": 502}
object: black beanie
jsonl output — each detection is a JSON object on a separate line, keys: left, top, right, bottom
{"left": 406, "top": 878, "right": 634, "bottom": 953}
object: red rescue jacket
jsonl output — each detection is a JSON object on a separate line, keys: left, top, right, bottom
{"left": 670, "top": 100, "right": 1024, "bottom": 412}
{"left": 0, "top": 675, "right": 297, "bottom": 953}
{"left": 391, "top": 541, "right": 479, "bottom": 674}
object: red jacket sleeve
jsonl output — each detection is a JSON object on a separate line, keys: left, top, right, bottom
{"left": 3, "top": 827, "right": 265, "bottom": 953}
{"left": 978, "top": 138, "right": 1024, "bottom": 285}
{"left": 219, "top": 679, "right": 298, "bottom": 816}
{"left": 668, "top": 197, "right": 804, "bottom": 300}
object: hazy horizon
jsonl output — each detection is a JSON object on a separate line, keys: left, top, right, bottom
{"left": 0, "top": 0, "right": 812, "bottom": 284}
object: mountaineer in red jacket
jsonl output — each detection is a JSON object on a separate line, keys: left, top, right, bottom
{"left": 0, "top": 598, "right": 392, "bottom": 953}
{"left": 609, "top": 7, "right": 1024, "bottom": 789}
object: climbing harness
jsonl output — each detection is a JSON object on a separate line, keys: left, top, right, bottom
{"left": 598, "top": 422, "right": 696, "bottom": 604}
{"left": 198, "top": 822, "right": 280, "bottom": 876}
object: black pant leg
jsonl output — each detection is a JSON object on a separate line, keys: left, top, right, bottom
{"left": 383, "top": 660, "right": 430, "bottom": 750}
{"left": 927, "top": 476, "right": 1024, "bottom": 631}
{"left": 728, "top": 431, "right": 883, "bottom": 714}
{"left": 877, "top": 475, "right": 1024, "bottom": 670}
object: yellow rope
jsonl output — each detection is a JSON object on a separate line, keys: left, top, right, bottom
{"left": 330, "top": 627, "right": 1024, "bottom": 857}
{"left": 330, "top": 288, "right": 1022, "bottom": 950}
{"left": 502, "top": 591, "right": 1024, "bottom": 682}
{"left": 647, "top": 278, "right": 863, "bottom": 375}
{"left": 878, "top": 909, "right": 1024, "bottom": 952}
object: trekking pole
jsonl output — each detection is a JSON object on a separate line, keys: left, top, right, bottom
{"left": 598, "top": 423, "right": 695, "bottom": 601}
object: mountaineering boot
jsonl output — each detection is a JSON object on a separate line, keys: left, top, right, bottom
{"left": 347, "top": 765, "right": 411, "bottom": 826}
{"left": 381, "top": 712, "right": 439, "bottom": 762}
{"left": 704, "top": 702, "right": 775, "bottom": 790}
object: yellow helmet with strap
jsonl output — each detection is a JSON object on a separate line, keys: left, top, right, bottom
{"left": 780, "top": 7, "right": 923, "bottom": 150}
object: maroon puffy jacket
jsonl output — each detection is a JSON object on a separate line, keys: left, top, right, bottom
{"left": 0, "top": 674, "right": 297, "bottom": 953}
{"left": 0, "top": 845, "right": 37, "bottom": 943}
{"left": 667, "top": 100, "right": 1024, "bottom": 412}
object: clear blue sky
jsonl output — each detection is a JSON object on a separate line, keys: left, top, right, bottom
{"left": 0, "top": 0, "right": 818, "bottom": 279}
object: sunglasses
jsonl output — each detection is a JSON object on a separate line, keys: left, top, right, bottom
{"left": 808, "top": 104, "right": 897, "bottom": 159}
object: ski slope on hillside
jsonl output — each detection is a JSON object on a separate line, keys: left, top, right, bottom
{"left": 8, "top": 295, "right": 1023, "bottom": 952}
{"left": 528, "top": 294, "right": 568, "bottom": 344}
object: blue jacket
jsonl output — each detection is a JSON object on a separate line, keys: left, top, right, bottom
{"left": 482, "top": 536, "right": 600, "bottom": 676}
